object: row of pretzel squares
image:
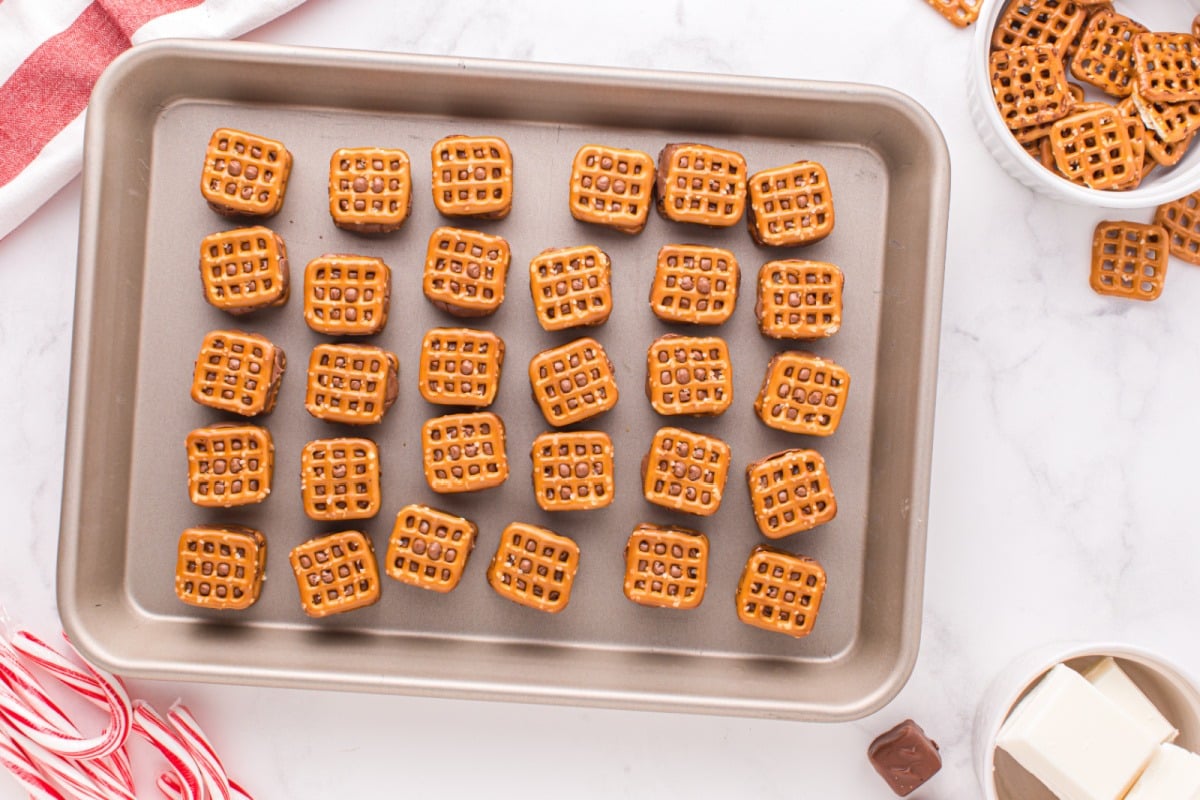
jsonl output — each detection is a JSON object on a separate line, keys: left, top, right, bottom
{"left": 1087, "top": 189, "right": 1200, "bottom": 301}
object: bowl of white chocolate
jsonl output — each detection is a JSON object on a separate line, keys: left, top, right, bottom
{"left": 975, "top": 643, "right": 1200, "bottom": 799}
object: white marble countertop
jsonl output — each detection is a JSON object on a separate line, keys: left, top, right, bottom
{"left": 4, "top": 1, "right": 1200, "bottom": 796}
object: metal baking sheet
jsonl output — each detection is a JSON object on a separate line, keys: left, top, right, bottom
{"left": 59, "top": 40, "right": 948, "bottom": 721}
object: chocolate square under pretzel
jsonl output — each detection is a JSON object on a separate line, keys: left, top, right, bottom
{"left": 328, "top": 147, "right": 412, "bottom": 233}
{"left": 756, "top": 259, "right": 844, "bottom": 339}
{"left": 200, "top": 128, "right": 291, "bottom": 218}
{"left": 300, "top": 438, "right": 381, "bottom": 521}
{"left": 528, "top": 337, "right": 619, "bottom": 427}
{"left": 289, "top": 530, "right": 380, "bottom": 618}
{"left": 198, "top": 226, "right": 290, "bottom": 314}
{"left": 304, "top": 343, "right": 399, "bottom": 425}
{"left": 649, "top": 244, "right": 739, "bottom": 325}
{"left": 1156, "top": 190, "right": 1200, "bottom": 264}
{"left": 569, "top": 144, "right": 655, "bottom": 234}
{"left": 528, "top": 245, "right": 613, "bottom": 331}
{"left": 1133, "top": 32, "right": 1200, "bottom": 105}
{"left": 622, "top": 523, "right": 709, "bottom": 610}
{"left": 418, "top": 327, "right": 505, "bottom": 407}
{"left": 185, "top": 424, "right": 273, "bottom": 507}
{"left": 755, "top": 351, "right": 850, "bottom": 436}
{"left": 430, "top": 135, "right": 513, "bottom": 219}
{"left": 530, "top": 430, "right": 615, "bottom": 512}
{"left": 641, "top": 426, "right": 731, "bottom": 516}
{"left": 422, "top": 227, "right": 511, "bottom": 317}
{"left": 735, "top": 545, "right": 827, "bottom": 638}
{"left": 486, "top": 522, "right": 580, "bottom": 613}
{"left": 990, "top": 0, "right": 1087, "bottom": 54}
{"left": 746, "top": 448, "right": 837, "bottom": 539}
{"left": 385, "top": 504, "right": 477, "bottom": 593}
{"left": 175, "top": 525, "right": 266, "bottom": 611}
{"left": 421, "top": 411, "right": 508, "bottom": 493}
{"left": 655, "top": 142, "right": 747, "bottom": 227}
{"left": 747, "top": 161, "right": 835, "bottom": 246}
{"left": 303, "top": 254, "right": 390, "bottom": 336}
{"left": 190, "top": 330, "right": 286, "bottom": 417}
{"left": 645, "top": 334, "right": 732, "bottom": 417}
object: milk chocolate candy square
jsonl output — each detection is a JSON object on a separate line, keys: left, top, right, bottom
{"left": 1090, "top": 221, "right": 1168, "bottom": 301}
{"left": 622, "top": 523, "right": 708, "bottom": 610}
{"left": 655, "top": 143, "right": 747, "bottom": 227}
{"left": 531, "top": 430, "right": 615, "bottom": 512}
{"left": 430, "top": 135, "right": 513, "bottom": 219}
{"left": 385, "top": 504, "right": 477, "bottom": 593}
{"left": 756, "top": 259, "right": 844, "bottom": 339}
{"left": 185, "top": 424, "right": 273, "bottom": 507}
{"left": 421, "top": 411, "right": 508, "bottom": 493}
{"left": 868, "top": 719, "right": 942, "bottom": 797}
{"left": 747, "top": 161, "right": 834, "bottom": 246}
{"left": 303, "top": 254, "right": 391, "bottom": 336}
{"left": 1133, "top": 32, "right": 1200, "bottom": 105}
{"left": 175, "top": 525, "right": 266, "bottom": 611}
{"left": 419, "top": 327, "right": 505, "bottom": 407}
{"left": 200, "top": 128, "right": 291, "bottom": 218}
{"left": 198, "top": 227, "right": 290, "bottom": 314}
{"left": 569, "top": 144, "right": 655, "bottom": 234}
{"left": 528, "top": 337, "right": 619, "bottom": 427}
{"left": 289, "top": 530, "right": 380, "bottom": 618}
{"left": 645, "top": 334, "right": 732, "bottom": 417}
{"left": 300, "top": 438, "right": 381, "bottom": 521}
{"left": 486, "top": 522, "right": 580, "bottom": 613}
{"left": 735, "top": 545, "right": 826, "bottom": 638}
{"left": 649, "top": 244, "right": 739, "bottom": 325}
{"left": 190, "top": 330, "right": 286, "bottom": 417}
{"left": 755, "top": 351, "right": 850, "bottom": 436}
{"left": 328, "top": 147, "right": 412, "bottom": 233}
{"left": 528, "top": 245, "right": 613, "bottom": 331}
{"left": 991, "top": 0, "right": 1087, "bottom": 54}
{"left": 641, "top": 426, "right": 731, "bottom": 516}
{"left": 1156, "top": 190, "right": 1200, "bottom": 264}
{"left": 304, "top": 343, "right": 399, "bottom": 425}
{"left": 746, "top": 448, "right": 837, "bottom": 539}
{"left": 422, "top": 227, "right": 511, "bottom": 317}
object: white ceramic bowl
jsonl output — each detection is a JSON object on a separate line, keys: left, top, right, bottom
{"left": 968, "top": 0, "right": 1200, "bottom": 208}
{"left": 974, "top": 642, "right": 1200, "bottom": 800}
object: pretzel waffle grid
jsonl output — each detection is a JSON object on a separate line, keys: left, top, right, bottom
{"left": 289, "top": 531, "right": 380, "bottom": 618}
{"left": 747, "top": 449, "right": 838, "bottom": 539}
{"left": 924, "top": 0, "right": 982, "bottom": 27}
{"left": 431, "top": 136, "right": 513, "bottom": 218}
{"left": 569, "top": 145, "right": 655, "bottom": 232}
{"left": 757, "top": 260, "right": 844, "bottom": 339}
{"left": 303, "top": 255, "right": 390, "bottom": 336}
{"left": 185, "top": 425, "right": 273, "bottom": 507}
{"left": 486, "top": 522, "right": 580, "bottom": 613}
{"left": 990, "top": 0, "right": 1087, "bottom": 53}
{"left": 200, "top": 128, "right": 291, "bottom": 217}
{"left": 419, "top": 328, "right": 505, "bottom": 407}
{"left": 422, "top": 227, "right": 511, "bottom": 316}
{"left": 421, "top": 412, "right": 508, "bottom": 493}
{"left": 649, "top": 244, "right": 739, "bottom": 325}
{"left": 175, "top": 526, "right": 265, "bottom": 610}
{"left": 736, "top": 546, "right": 827, "bottom": 638}
{"left": 1070, "top": 11, "right": 1147, "bottom": 97}
{"left": 646, "top": 335, "right": 732, "bottom": 417}
{"left": 748, "top": 161, "right": 835, "bottom": 246}
{"left": 1133, "top": 85, "right": 1200, "bottom": 145}
{"left": 1134, "top": 33, "right": 1200, "bottom": 104}
{"left": 531, "top": 431, "right": 615, "bottom": 511}
{"left": 385, "top": 504, "right": 477, "bottom": 593}
{"left": 300, "top": 438, "right": 381, "bottom": 521}
{"left": 328, "top": 147, "right": 412, "bottom": 231}
{"left": 529, "top": 245, "right": 613, "bottom": 331}
{"left": 304, "top": 343, "right": 398, "bottom": 425}
{"left": 198, "top": 227, "right": 288, "bottom": 312}
{"left": 1155, "top": 192, "right": 1200, "bottom": 264}
{"left": 528, "top": 338, "right": 619, "bottom": 426}
{"left": 990, "top": 45, "right": 1075, "bottom": 130}
{"left": 755, "top": 352, "right": 850, "bottom": 436}
{"left": 657, "top": 143, "right": 747, "bottom": 226}
{"left": 642, "top": 426, "right": 731, "bottom": 516}
{"left": 190, "top": 330, "right": 282, "bottom": 416}
{"left": 623, "top": 525, "right": 708, "bottom": 609}
{"left": 1050, "top": 107, "right": 1140, "bottom": 190}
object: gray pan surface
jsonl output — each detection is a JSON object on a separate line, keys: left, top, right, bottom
{"left": 59, "top": 40, "right": 948, "bottom": 721}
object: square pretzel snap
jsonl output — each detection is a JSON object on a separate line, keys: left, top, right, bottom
{"left": 190, "top": 330, "right": 286, "bottom": 417}
{"left": 528, "top": 337, "right": 619, "bottom": 427}
{"left": 924, "top": 0, "right": 982, "bottom": 28}
{"left": 422, "top": 227, "right": 511, "bottom": 317}
{"left": 1132, "top": 87, "right": 1200, "bottom": 146}
{"left": 528, "top": 245, "right": 613, "bottom": 331}
{"left": 385, "top": 504, "right": 477, "bottom": 593}
{"left": 421, "top": 411, "right": 508, "bottom": 493}
{"left": 531, "top": 430, "right": 615, "bottom": 512}
{"left": 755, "top": 351, "right": 850, "bottom": 436}
{"left": 328, "top": 147, "right": 412, "bottom": 233}
{"left": 198, "top": 226, "right": 289, "bottom": 314}
{"left": 486, "top": 522, "right": 580, "bottom": 614}
{"left": 569, "top": 144, "right": 655, "bottom": 234}
{"left": 431, "top": 135, "right": 513, "bottom": 219}
{"left": 641, "top": 426, "right": 731, "bottom": 516}
{"left": 1070, "top": 10, "right": 1147, "bottom": 98}
{"left": 1050, "top": 105, "right": 1143, "bottom": 190}
{"left": 649, "top": 244, "right": 739, "bottom": 325}
{"left": 746, "top": 448, "right": 838, "bottom": 539}
{"left": 200, "top": 128, "right": 291, "bottom": 218}
{"left": 1156, "top": 190, "right": 1200, "bottom": 264}
{"left": 655, "top": 142, "right": 747, "bottom": 227}
{"left": 303, "top": 254, "right": 391, "bottom": 336}
{"left": 1090, "top": 221, "right": 1168, "bottom": 301}
{"left": 756, "top": 259, "right": 844, "bottom": 339}
{"left": 735, "top": 545, "right": 827, "bottom": 639}
{"left": 1133, "top": 32, "right": 1200, "bottom": 105}
{"left": 748, "top": 160, "right": 835, "bottom": 246}
{"left": 304, "top": 343, "right": 399, "bottom": 425}
{"left": 300, "top": 438, "right": 381, "bottom": 521}
{"left": 991, "top": 0, "right": 1087, "bottom": 54}
{"left": 175, "top": 525, "right": 266, "bottom": 611}
{"left": 185, "top": 424, "right": 273, "bottom": 507}
{"left": 419, "top": 327, "right": 505, "bottom": 407}
{"left": 623, "top": 524, "right": 709, "bottom": 610}
{"left": 289, "top": 530, "right": 380, "bottom": 618}
{"left": 990, "top": 45, "right": 1075, "bottom": 131}
{"left": 645, "top": 334, "right": 732, "bottom": 417}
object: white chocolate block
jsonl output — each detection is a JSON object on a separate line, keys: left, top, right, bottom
{"left": 996, "top": 664, "right": 1159, "bottom": 800}
{"left": 1084, "top": 657, "right": 1179, "bottom": 744}
{"left": 1125, "top": 744, "right": 1200, "bottom": 799}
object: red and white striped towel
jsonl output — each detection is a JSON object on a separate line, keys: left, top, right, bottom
{"left": 0, "top": 0, "right": 307, "bottom": 241}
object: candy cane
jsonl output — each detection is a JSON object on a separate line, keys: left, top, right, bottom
{"left": 169, "top": 704, "right": 232, "bottom": 800}
{"left": 0, "top": 729, "right": 66, "bottom": 800}
{"left": 2, "top": 727, "right": 113, "bottom": 800}
{"left": 132, "top": 701, "right": 203, "bottom": 800}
